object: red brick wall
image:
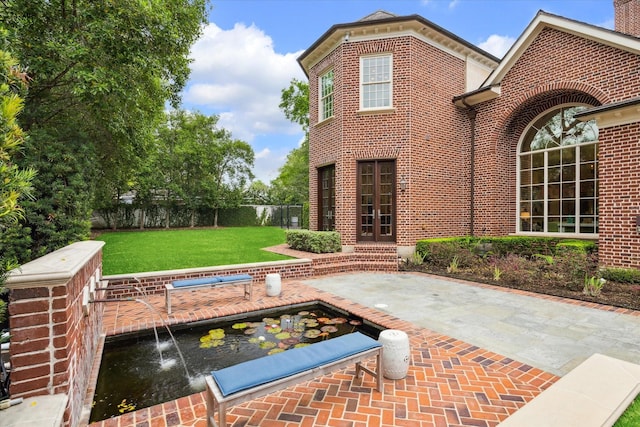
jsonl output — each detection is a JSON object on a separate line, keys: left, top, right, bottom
{"left": 105, "top": 260, "right": 314, "bottom": 298}
{"left": 473, "top": 27, "right": 640, "bottom": 266}
{"left": 8, "top": 246, "right": 104, "bottom": 427}
{"left": 308, "top": 35, "right": 470, "bottom": 249}
{"left": 598, "top": 122, "right": 640, "bottom": 268}
{"left": 615, "top": 0, "right": 640, "bottom": 37}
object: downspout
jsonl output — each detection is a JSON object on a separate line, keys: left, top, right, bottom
{"left": 461, "top": 100, "right": 476, "bottom": 237}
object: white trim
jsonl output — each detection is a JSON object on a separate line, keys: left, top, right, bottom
{"left": 577, "top": 104, "right": 640, "bottom": 128}
{"left": 360, "top": 53, "right": 393, "bottom": 111}
{"left": 486, "top": 12, "right": 640, "bottom": 87}
{"left": 516, "top": 104, "right": 599, "bottom": 236}
{"left": 319, "top": 68, "right": 335, "bottom": 122}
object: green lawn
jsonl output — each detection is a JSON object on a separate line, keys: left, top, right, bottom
{"left": 95, "top": 227, "right": 292, "bottom": 275}
{"left": 614, "top": 394, "right": 640, "bottom": 427}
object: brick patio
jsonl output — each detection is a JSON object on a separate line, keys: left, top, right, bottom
{"left": 87, "top": 277, "right": 560, "bottom": 427}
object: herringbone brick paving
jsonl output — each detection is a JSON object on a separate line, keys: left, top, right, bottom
{"left": 87, "top": 278, "right": 561, "bottom": 427}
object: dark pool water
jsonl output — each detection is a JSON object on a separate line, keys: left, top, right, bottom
{"left": 90, "top": 302, "right": 383, "bottom": 422}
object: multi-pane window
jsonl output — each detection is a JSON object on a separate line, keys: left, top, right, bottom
{"left": 360, "top": 55, "right": 392, "bottom": 109}
{"left": 319, "top": 69, "right": 334, "bottom": 121}
{"left": 518, "top": 106, "right": 599, "bottom": 235}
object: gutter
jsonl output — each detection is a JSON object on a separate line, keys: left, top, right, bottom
{"left": 460, "top": 99, "right": 477, "bottom": 237}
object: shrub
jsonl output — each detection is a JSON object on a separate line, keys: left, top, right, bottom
{"left": 547, "top": 252, "right": 599, "bottom": 291}
{"left": 417, "top": 239, "right": 476, "bottom": 270}
{"left": 286, "top": 230, "right": 340, "bottom": 253}
{"left": 600, "top": 267, "right": 640, "bottom": 284}
{"left": 556, "top": 239, "right": 597, "bottom": 254}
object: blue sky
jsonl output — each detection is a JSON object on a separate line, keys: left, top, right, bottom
{"left": 180, "top": 0, "right": 615, "bottom": 183}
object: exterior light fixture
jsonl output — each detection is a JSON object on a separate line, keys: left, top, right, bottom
{"left": 400, "top": 176, "right": 407, "bottom": 192}
{"left": 344, "top": 32, "right": 350, "bottom": 42}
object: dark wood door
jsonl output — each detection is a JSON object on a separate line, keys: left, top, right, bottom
{"left": 357, "top": 161, "right": 395, "bottom": 242}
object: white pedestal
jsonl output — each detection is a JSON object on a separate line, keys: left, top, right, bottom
{"left": 265, "top": 273, "right": 281, "bottom": 297}
{"left": 378, "top": 329, "right": 410, "bottom": 379}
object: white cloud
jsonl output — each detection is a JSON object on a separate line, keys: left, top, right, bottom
{"left": 183, "top": 23, "right": 306, "bottom": 139}
{"left": 181, "top": 22, "right": 307, "bottom": 182}
{"left": 478, "top": 34, "right": 516, "bottom": 58}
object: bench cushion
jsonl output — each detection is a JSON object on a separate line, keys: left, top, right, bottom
{"left": 218, "top": 274, "right": 252, "bottom": 283}
{"left": 172, "top": 277, "right": 223, "bottom": 288}
{"left": 211, "top": 332, "right": 381, "bottom": 397}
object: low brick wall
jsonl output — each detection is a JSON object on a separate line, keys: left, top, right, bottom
{"left": 103, "top": 258, "right": 314, "bottom": 298}
{"left": 6, "top": 241, "right": 105, "bottom": 427}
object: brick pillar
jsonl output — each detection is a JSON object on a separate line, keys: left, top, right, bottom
{"left": 614, "top": 0, "right": 640, "bottom": 37}
{"left": 5, "top": 241, "right": 105, "bottom": 427}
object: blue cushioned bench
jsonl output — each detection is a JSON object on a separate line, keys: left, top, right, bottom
{"left": 204, "top": 332, "right": 383, "bottom": 427}
{"left": 165, "top": 274, "right": 252, "bottom": 314}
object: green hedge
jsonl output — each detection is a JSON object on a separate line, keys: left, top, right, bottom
{"left": 416, "top": 236, "right": 595, "bottom": 259}
{"left": 600, "top": 267, "right": 640, "bottom": 284}
{"left": 286, "top": 230, "right": 341, "bottom": 253}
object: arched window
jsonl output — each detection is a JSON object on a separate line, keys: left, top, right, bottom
{"left": 518, "top": 105, "right": 599, "bottom": 235}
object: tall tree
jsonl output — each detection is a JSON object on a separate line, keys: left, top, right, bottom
{"left": 0, "top": 49, "right": 35, "bottom": 323}
{"left": 151, "top": 110, "right": 255, "bottom": 227}
{"left": 0, "top": 0, "right": 206, "bottom": 260}
{"left": 273, "top": 79, "right": 309, "bottom": 205}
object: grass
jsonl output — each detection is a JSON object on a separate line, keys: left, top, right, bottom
{"left": 614, "top": 394, "right": 640, "bottom": 427}
{"left": 95, "top": 227, "right": 292, "bottom": 275}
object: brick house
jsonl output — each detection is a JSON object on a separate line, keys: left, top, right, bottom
{"left": 298, "top": 0, "right": 640, "bottom": 268}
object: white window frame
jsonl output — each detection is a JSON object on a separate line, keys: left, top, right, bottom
{"left": 359, "top": 54, "right": 393, "bottom": 111}
{"left": 319, "top": 69, "right": 334, "bottom": 122}
{"left": 516, "top": 104, "right": 599, "bottom": 237}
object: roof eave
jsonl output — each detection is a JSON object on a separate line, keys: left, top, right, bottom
{"left": 453, "top": 85, "right": 502, "bottom": 108}
{"left": 575, "top": 96, "right": 640, "bottom": 128}
{"left": 298, "top": 13, "right": 499, "bottom": 76}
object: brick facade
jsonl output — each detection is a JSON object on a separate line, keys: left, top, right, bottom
{"left": 301, "top": 3, "right": 640, "bottom": 268}
{"left": 615, "top": 0, "right": 640, "bottom": 37}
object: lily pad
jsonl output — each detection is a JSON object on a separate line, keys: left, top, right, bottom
{"left": 321, "top": 325, "right": 338, "bottom": 333}
{"left": 282, "top": 337, "right": 300, "bottom": 346}
{"left": 349, "top": 320, "right": 362, "bottom": 326}
{"left": 232, "top": 323, "right": 248, "bottom": 329}
{"left": 298, "top": 311, "right": 310, "bottom": 316}
{"left": 275, "top": 332, "right": 291, "bottom": 340}
{"left": 268, "top": 348, "right": 285, "bottom": 355}
{"left": 316, "top": 317, "right": 331, "bottom": 323}
{"left": 266, "top": 326, "right": 282, "bottom": 334}
{"left": 259, "top": 341, "right": 276, "bottom": 349}
{"left": 244, "top": 328, "right": 258, "bottom": 335}
{"left": 304, "top": 329, "right": 321, "bottom": 339}
{"left": 208, "top": 329, "right": 225, "bottom": 340}
{"left": 331, "top": 317, "right": 348, "bottom": 324}
{"left": 262, "top": 317, "right": 277, "bottom": 324}
{"left": 248, "top": 337, "right": 261, "bottom": 344}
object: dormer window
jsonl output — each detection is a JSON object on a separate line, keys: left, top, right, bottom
{"left": 319, "top": 69, "right": 334, "bottom": 121}
{"left": 360, "top": 54, "right": 392, "bottom": 110}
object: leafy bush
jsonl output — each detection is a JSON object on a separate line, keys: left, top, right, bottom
{"left": 286, "top": 230, "right": 340, "bottom": 253}
{"left": 600, "top": 267, "right": 640, "bottom": 284}
{"left": 556, "top": 239, "right": 597, "bottom": 254}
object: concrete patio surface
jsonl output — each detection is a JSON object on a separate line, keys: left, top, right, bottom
{"left": 303, "top": 272, "right": 640, "bottom": 376}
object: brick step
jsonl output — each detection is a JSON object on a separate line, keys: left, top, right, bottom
{"left": 312, "top": 260, "right": 398, "bottom": 276}
{"left": 353, "top": 245, "right": 398, "bottom": 254}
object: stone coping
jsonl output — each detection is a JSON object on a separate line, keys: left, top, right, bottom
{"left": 104, "top": 257, "right": 312, "bottom": 281}
{"left": 497, "top": 353, "right": 640, "bottom": 427}
{"left": 0, "top": 394, "right": 68, "bottom": 427}
{"left": 5, "top": 241, "right": 104, "bottom": 288}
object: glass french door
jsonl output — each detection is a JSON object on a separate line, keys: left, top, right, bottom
{"left": 357, "top": 161, "right": 395, "bottom": 242}
{"left": 318, "top": 165, "right": 335, "bottom": 231}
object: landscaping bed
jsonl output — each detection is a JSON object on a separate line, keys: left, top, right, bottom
{"left": 400, "top": 237, "right": 640, "bottom": 312}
